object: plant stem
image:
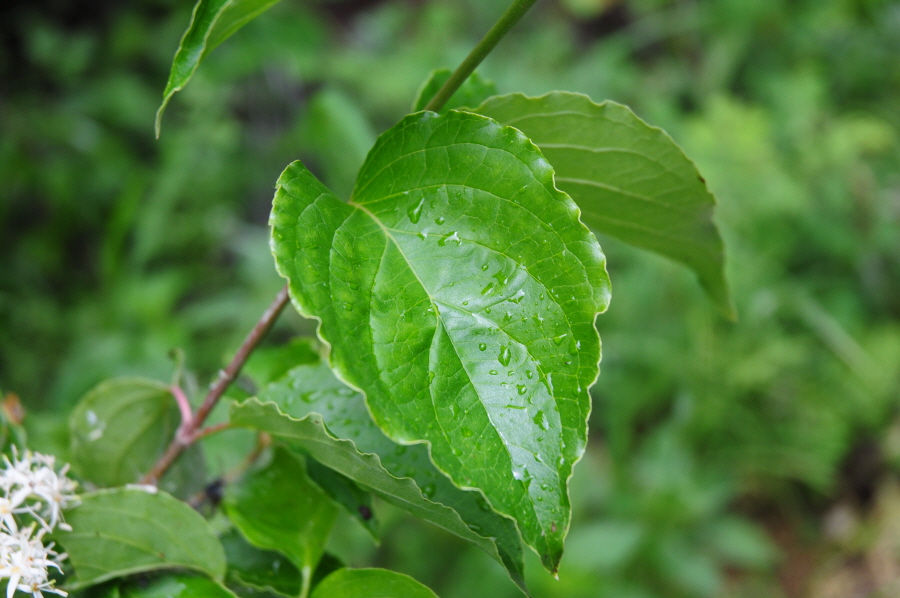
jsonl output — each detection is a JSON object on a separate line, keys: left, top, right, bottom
{"left": 423, "top": 0, "right": 539, "bottom": 112}
{"left": 140, "top": 284, "right": 291, "bottom": 484}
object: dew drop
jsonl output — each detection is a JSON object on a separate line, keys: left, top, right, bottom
{"left": 478, "top": 343, "right": 487, "bottom": 351}
{"left": 533, "top": 410, "right": 548, "bottom": 431}
{"left": 434, "top": 216, "right": 445, "bottom": 225}
{"left": 508, "top": 289, "right": 526, "bottom": 304}
{"left": 481, "top": 282, "right": 495, "bottom": 295}
{"left": 517, "top": 385, "right": 527, "bottom": 395}
{"left": 421, "top": 484, "right": 436, "bottom": 499}
{"left": 349, "top": 282, "right": 359, "bottom": 290}
{"left": 526, "top": 370, "right": 534, "bottom": 379}
{"left": 489, "top": 370, "right": 498, "bottom": 376}
{"left": 461, "top": 427, "right": 474, "bottom": 438}
{"left": 438, "top": 231, "right": 460, "bottom": 246}
{"left": 484, "top": 307, "right": 491, "bottom": 314}
{"left": 427, "top": 371, "right": 436, "bottom": 383}
{"left": 552, "top": 333, "right": 567, "bottom": 346}
{"left": 497, "top": 345, "right": 511, "bottom": 367}
{"left": 407, "top": 197, "right": 425, "bottom": 223}
{"left": 481, "top": 264, "right": 489, "bottom": 271}
{"left": 477, "top": 496, "right": 492, "bottom": 512}
{"left": 342, "top": 302, "right": 353, "bottom": 311}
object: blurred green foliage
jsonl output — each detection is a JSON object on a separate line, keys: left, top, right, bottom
{"left": 1, "top": 0, "right": 899, "bottom": 596}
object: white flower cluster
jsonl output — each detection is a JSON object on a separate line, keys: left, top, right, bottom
{"left": 0, "top": 450, "right": 77, "bottom": 598}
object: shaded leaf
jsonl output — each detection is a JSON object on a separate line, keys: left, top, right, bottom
{"left": 310, "top": 568, "right": 438, "bottom": 598}
{"left": 305, "top": 459, "right": 379, "bottom": 540}
{"left": 68, "top": 378, "right": 205, "bottom": 496}
{"left": 230, "top": 398, "right": 526, "bottom": 592}
{"left": 224, "top": 446, "right": 337, "bottom": 598}
{"left": 119, "top": 574, "right": 237, "bottom": 598}
{"left": 412, "top": 69, "right": 497, "bottom": 113}
{"left": 155, "top": 0, "right": 283, "bottom": 136}
{"left": 474, "top": 92, "right": 733, "bottom": 317}
{"left": 221, "top": 529, "right": 301, "bottom": 597}
{"left": 56, "top": 488, "right": 226, "bottom": 588}
{"left": 270, "top": 110, "right": 610, "bottom": 571}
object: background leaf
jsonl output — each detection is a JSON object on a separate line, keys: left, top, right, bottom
{"left": 68, "top": 377, "right": 205, "bottom": 496}
{"left": 310, "top": 568, "right": 438, "bottom": 598}
{"left": 155, "top": 0, "right": 283, "bottom": 136}
{"left": 256, "top": 361, "right": 526, "bottom": 590}
{"left": 270, "top": 110, "right": 610, "bottom": 571}
{"left": 119, "top": 574, "right": 237, "bottom": 598}
{"left": 230, "top": 398, "right": 526, "bottom": 592}
{"left": 221, "top": 528, "right": 302, "bottom": 597}
{"left": 55, "top": 487, "right": 226, "bottom": 588}
{"left": 474, "top": 92, "right": 733, "bottom": 317}
{"left": 412, "top": 69, "right": 497, "bottom": 114}
{"left": 224, "top": 446, "right": 337, "bottom": 597}
{"left": 305, "top": 459, "right": 379, "bottom": 541}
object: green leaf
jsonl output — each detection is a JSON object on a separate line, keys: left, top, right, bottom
{"left": 119, "top": 574, "right": 237, "bottom": 598}
{"left": 474, "top": 92, "right": 734, "bottom": 318}
{"left": 221, "top": 529, "right": 302, "bottom": 597}
{"left": 56, "top": 487, "right": 226, "bottom": 588}
{"left": 256, "top": 361, "right": 525, "bottom": 589}
{"left": 310, "top": 569, "right": 438, "bottom": 598}
{"left": 270, "top": 110, "right": 610, "bottom": 572}
{"left": 305, "top": 459, "right": 379, "bottom": 540}
{"left": 231, "top": 398, "right": 526, "bottom": 593}
{"left": 224, "top": 446, "right": 337, "bottom": 598}
{"left": 155, "top": 0, "right": 283, "bottom": 136}
{"left": 412, "top": 69, "right": 497, "bottom": 114}
{"left": 68, "top": 378, "right": 205, "bottom": 496}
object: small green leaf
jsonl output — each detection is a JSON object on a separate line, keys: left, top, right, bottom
{"left": 119, "top": 574, "right": 238, "bottom": 598}
{"left": 231, "top": 398, "right": 526, "bottom": 592}
{"left": 270, "top": 110, "right": 609, "bottom": 572}
{"left": 310, "top": 569, "right": 438, "bottom": 598}
{"left": 224, "top": 447, "right": 337, "bottom": 597}
{"left": 474, "top": 92, "right": 734, "bottom": 318}
{"left": 221, "top": 529, "right": 302, "bottom": 597}
{"left": 56, "top": 487, "right": 226, "bottom": 588}
{"left": 68, "top": 378, "right": 204, "bottom": 496}
{"left": 412, "top": 69, "right": 497, "bottom": 113}
{"left": 155, "top": 0, "right": 283, "bottom": 136}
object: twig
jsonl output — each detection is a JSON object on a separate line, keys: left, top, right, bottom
{"left": 140, "top": 285, "right": 291, "bottom": 484}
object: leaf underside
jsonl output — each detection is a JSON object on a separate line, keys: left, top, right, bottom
{"left": 252, "top": 360, "right": 526, "bottom": 589}
{"left": 270, "top": 109, "right": 610, "bottom": 571}
{"left": 474, "top": 92, "right": 733, "bottom": 318}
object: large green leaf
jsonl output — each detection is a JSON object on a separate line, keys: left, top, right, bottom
{"left": 231, "top": 399, "right": 526, "bottom": 593}
{"left": 56, "top": 488, "right": 226, "bottom": 588}
{"left": 119, "top": 574, "right": 237, "bottom": 598}
{"left": 68, "top": 378, "right": 204, "bottom": 496}
{"left": 474, "top": 92, "right": 733, "bottom": 318}
{"left": 270, "top": 110, "right": 610, "bottom": 571}
{"left": 310, "top": 569, "right": 438, "bottom": 598}
{"left": 224, "top": 446, "right": 337, "bottom": 598}
{"left": 155, "top": 0, "right": 283, "bottom": 136}
{"left": 411, "top": 69, "right": 497, "bottom": 114}
{"left": 254, "top": 361, "right": 525, "bottom": 590}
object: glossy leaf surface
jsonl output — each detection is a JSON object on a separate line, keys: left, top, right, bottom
{"left": 475, "top": 92, "right": 733, "bottom": 317}
{"left": 155, "top": 0, "right": 282, "bottom": 136}
{"left": 412, "top": 69, "right": 497, "bottom": 113}
{"left": 224, "top": 446, "right": 337, "bottom": 596}
{"left": 56, "top": 488, "right": 226, "bottom": 587}
{"left": 255, "top": 361, "right": 525, "bottom": 588}
{"left": 310, "top": 568, "right": 438, "bottom": 598}
{"left": 230, "top": 398, "right": 525, "bottom": 591}
{"left": 270, "top": 110, "right": 610, "bottom": 570}
{"left": 68, "top": 378, "right": 204, "bottom": 495}
{"left": 119, "top": 574, "right": 237, "bottom": 598}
